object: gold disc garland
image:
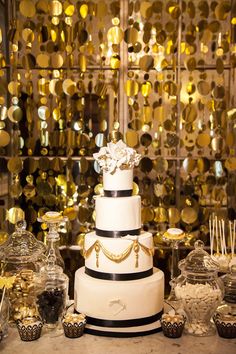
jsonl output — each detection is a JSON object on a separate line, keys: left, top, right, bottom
{"left": 0, "top": 1, "right": 234, "bottom": 244}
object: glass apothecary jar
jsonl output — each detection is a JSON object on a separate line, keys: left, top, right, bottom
{"left": 175, "top": 240, "right": 223, "bottom": 336}
{"left": 36, "top": 211, "right": 69, "bottom": 329}
{"left": 37, "top": 265, "right": 68, "bottom": 329}
{"left": 0, "top": 288, "right": 9, "bottom": 339}
{"left": 221, "top": 265, "right": 236, "bottom": 315}
{"left": 0, "top": 220, "right": 46, "bottom": 274}
{"left": 0, "top": 221, "right": 46, "bottom": 321}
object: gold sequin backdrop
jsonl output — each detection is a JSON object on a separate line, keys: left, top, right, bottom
{"left": 0, "top": 0, "right": 236, "bottom": 254}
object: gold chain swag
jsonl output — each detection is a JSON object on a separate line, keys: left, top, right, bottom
{"left": 83, "top": 239, "right": 154, "bottom": 268}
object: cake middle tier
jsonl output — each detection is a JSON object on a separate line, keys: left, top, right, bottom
{"left": 95, "top": 195, "right": 141, "bottom": 236}
{"left": 84, "top": 232, "right": 154, "bottom": 279}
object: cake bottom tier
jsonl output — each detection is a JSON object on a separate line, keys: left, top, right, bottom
{"left": 74, "top": 267, "right": 164, "bottom": 337}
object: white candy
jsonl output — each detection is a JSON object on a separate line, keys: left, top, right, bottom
{"left": 188, "top": 327, "right": 194, "bottom": 334}
{"left": 175, "top": 283, "right": 222, "bottom": 335}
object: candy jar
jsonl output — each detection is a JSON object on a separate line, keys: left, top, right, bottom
{"left": 175, "top": 240, "right": 223, "bottom": 336}
{"left": 0, "top": 286, "right": 9, "bottom": 339}
{"left": 0, "top": 220, "right": 46, "bottom": 274}
{"left": 37, "top": 212, "right": 69, "bottom": 329}
{"left": 0, "top": 221, "right": 46, "bottom": 321}
{"left": 213, "top": 265, "right": 236, "bottom": 339}
{"left": 37, "top": 265, "right": 68, "bottom": 329}
{"left": 221, "top": 265, "right": 236, "bottom": 314}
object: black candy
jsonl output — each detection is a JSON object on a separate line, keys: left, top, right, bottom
{"left": 37, "top": 289, "right": 65, "bottom": 324}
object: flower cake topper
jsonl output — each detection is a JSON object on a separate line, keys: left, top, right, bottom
{"left": 93, "top": 140, "right": 141, "bottom": 174}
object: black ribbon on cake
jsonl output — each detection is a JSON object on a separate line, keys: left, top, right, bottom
{"left": 85, "top": 267, "right": 153, "bottom": 281}
{"left": 104, "top": 189, "right": 133, "bottom": 197}
{"left": 84, "top": 326, "right": 162, "bottom": 338}
{"left": 95, "top": 228, "right": 141, "bottom": 237}
{"left": 75, "top": 311, "right": 163, "bottom": 328}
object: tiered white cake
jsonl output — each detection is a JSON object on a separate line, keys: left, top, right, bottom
{"left": 74, "top": 141, "right": 164, "bottom": 337}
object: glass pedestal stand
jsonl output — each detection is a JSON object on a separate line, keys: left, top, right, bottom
{"left": 163, "top": 228, "right": 186, "bottom": 309}
{"left": 37, "top": 212, "right": 69, "bottom": 330}
{"left": 38, "top": 212, "right": 67, "bottom": 270}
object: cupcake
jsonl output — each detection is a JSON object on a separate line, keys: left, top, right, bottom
{"left": 16, "top": 317, "right": 43, "bottom": 341}
{"left": 213, "top": 313, "right": 236, "bottom": 339}
{"left": 161, "top": 313, "right": 186, "bottom": 338}
{"left": 62, "top": 313, "right": 86, "bottom": 338}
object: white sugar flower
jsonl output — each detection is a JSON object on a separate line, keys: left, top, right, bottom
{"left": 107, "top": 140, "right": 127, "bottom": 161}
{"left": 93, "top": 140, "right": 141, "bottom": 173}
{"left": 93, "top": 146, "right": 108, "bottom": 161}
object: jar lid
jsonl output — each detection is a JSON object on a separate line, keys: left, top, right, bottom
{"left": 0, "top": 220, "right": 46, "bottom": 264}
{"left": 178, "top": 240, "right": 219, "bottom": 274}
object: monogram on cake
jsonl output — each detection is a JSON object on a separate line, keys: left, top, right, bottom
{"left": 74, "top": 140, "right": 164, "bottom": 337}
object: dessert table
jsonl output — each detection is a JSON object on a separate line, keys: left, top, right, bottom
{"left": 1, "top": 328, "right": 235, "bottom": 354}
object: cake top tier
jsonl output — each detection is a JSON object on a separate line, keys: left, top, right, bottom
{"left": 93, "top": 140, "right": 141, "bottom": 175}
{"left": 93, "top": 140, "right": 141, "bottom": 195}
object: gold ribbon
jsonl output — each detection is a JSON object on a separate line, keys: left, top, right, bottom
{"left": 100, "top": 242, "right": 133, "bottom": 264}
{"left": 139, "top": 242, "right": 155, "bottom": 256}
{"left": 83, "top": 239, "right": 154, "bottom": 268}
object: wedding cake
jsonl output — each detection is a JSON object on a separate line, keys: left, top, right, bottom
{"left": 74, "top": 140, "right": 164, "bottom": 337}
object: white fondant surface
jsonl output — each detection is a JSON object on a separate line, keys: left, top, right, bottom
{"left": 103, "top": 169, "right": 133, "bottom": 191}
{"left": 95, "top": 195, "right": 141, "bottom": 231}
{"left": 74, "top": 267, "right": 164, "bottom": 321}
{"left": 84, "top": 232, "right": 153, "bottom": 274}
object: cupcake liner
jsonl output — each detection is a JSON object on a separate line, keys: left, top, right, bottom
{"left": 161, "top": 315, "right": 186, "bottom": 338}
{"left": 62, "top": 321, "right": 86, "bottom": 338}
{"left": 213, "top": 315, "right": 236, "bottom": 339}
{"left": 17, "top": 318, "right": 43, "bottom": 341}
